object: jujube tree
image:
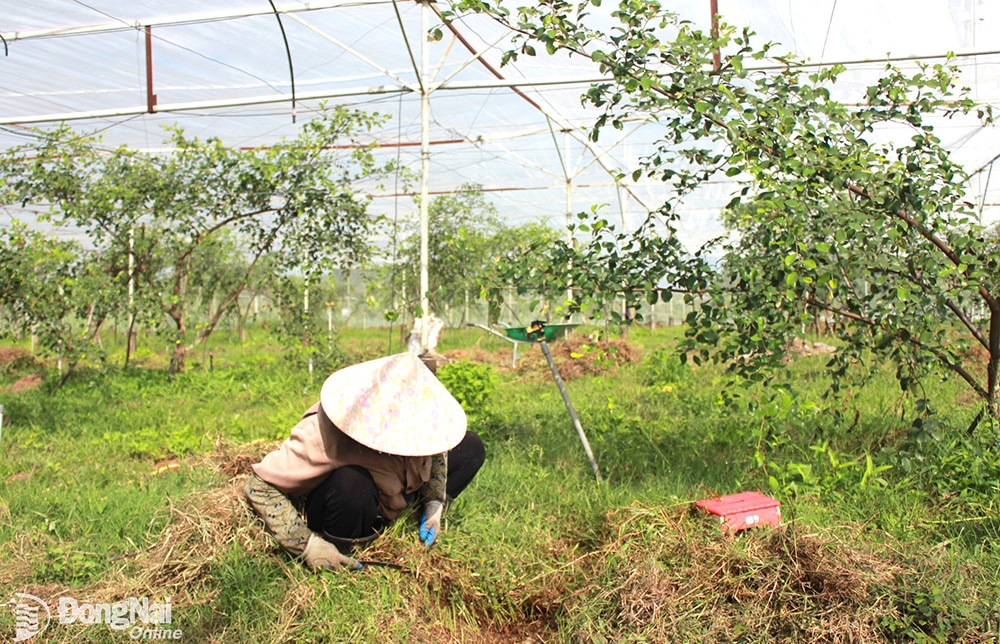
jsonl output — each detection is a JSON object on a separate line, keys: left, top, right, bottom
{"left": 452, "top": 0, "right": 998, "bottom": 425}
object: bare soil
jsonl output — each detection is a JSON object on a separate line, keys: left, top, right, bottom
{"left": 1, "top": 347, "right": 45, "bottom": 392}
{"left": 0, "top": 346, "right": 31, "bottom": 368}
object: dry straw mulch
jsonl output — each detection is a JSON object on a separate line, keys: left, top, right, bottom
{"left": 1, "top": 442, "right": 282, "bottom": 642}
{"left": 8, "top": 444, "right": 995, "bottom": 642}
{"left": 445, "top": 335, "right": 641, "bottom": 382}
{"left": 477, "top": 503, "right": 996, "bottom": 643}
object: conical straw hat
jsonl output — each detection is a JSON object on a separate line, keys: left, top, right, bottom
{"left": 319, "top": 352, "right": 467, "bottom": 456}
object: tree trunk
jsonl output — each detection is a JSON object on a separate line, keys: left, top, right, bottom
{"left": 167, "top": 307, "right": 187, "bottom": 375}
{"left": 171, "top": 340, "right": 186, "bottom": 374}
{"left": 125, "top": 315, "right": 138, "bottom": 367}
{"left": 988, "top": 305, "right": 1000, "bottom": 424}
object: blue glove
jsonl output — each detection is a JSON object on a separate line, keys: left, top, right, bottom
{"left": 419, "top": 500, "right": 443, "bottom": 546}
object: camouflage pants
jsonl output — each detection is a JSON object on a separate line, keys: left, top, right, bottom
{"left": 244, "top": 472, "right": 312, "bottom": 556}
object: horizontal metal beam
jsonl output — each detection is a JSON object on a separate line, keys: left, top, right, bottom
{"left": 0, "top": 76, "right": 606, "bottom": 126}
{"left": 1, "top": 0, "right": 394, "bottom": 41}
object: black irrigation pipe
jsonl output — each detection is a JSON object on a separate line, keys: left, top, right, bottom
{"left": 267, "top": 0, "right": 296, "bottom": 123}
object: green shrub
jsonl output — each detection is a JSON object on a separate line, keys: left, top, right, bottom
{"left": 437, "top": 360, "right": 497, "bottom": 421}
{"left": 886, "top": 416, "right": 1000, "bottom": 504}
{"left": 881, "top": 577, "right": 989, "bottom": 641}
{"left": 100, "top": 424, "right": 209, "bottom": 460}
{"left": 639, "top": 346, "right": 689, "bottom": 388}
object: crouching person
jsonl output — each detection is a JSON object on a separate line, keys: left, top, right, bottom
{"left": 245, "top": 352, "right": 485, "bottom": 571}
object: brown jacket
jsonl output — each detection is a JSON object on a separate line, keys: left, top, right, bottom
{"left": 251, "top": 403, "right": 432, "bottom": 520}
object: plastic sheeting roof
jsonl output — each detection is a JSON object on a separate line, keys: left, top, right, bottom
{"left": 2, "top": 0, "right": 1000, "bottom": 248}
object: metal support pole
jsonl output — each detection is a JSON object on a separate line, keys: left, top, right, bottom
{"left": 304, "top": 271, "right": 312, "bottom": 380}
{"left": 125, "top": 225, "right": 137, "bottom": 363}
{"left": 710, "top": 0, "right": 721, "bottom": 71}
{"left": 144, "top": 26, "right": 157, "bottom": 113}
{"left": 418, "top": 0, "right": 432, "bottom": 350}
{"left": 537, "top": 340, "right": 601, "bottom": 481}
{"left": 565, "top": 175, "right": 573, "bottom": 306}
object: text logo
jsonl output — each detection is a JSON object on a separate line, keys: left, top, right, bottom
{"left": 7, "top": 594, "right": 181, "bottom": 641}
{"left": 8, "top": 593, "right": 51, "bottom": 642}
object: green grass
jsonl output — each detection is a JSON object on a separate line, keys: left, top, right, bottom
{"left": 2, "top": 325, "right": 1000, "bottom": 641}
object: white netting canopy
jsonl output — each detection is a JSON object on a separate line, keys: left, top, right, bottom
{"left": 2, "top": 0, "right": 999, "bottom": 248}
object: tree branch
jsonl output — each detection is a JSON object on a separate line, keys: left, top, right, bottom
{"left": 806, "top": 296, "right": 988, "bottom": 400}
{"left": 846, "top": 181, "right": 1000, "bottom": 314}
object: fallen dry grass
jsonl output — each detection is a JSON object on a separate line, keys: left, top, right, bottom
{"left": 9, "top": 442, "right": 995, "bottom": 642}
{"left": 445, "top": 336, "right": 641, "bottom": 383}
{"left": 411, "top": 502, "right": 996, "bottom": 642}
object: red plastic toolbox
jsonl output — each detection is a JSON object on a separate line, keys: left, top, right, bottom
{"left": 695, "top": 491, "right": 781, "bottom": 534}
